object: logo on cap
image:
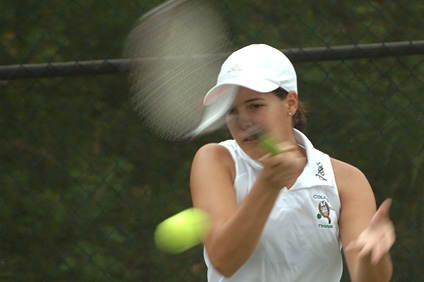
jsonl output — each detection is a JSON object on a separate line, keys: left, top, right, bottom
{"left": 227, "top": 63, "right": 242, "bottom": 73}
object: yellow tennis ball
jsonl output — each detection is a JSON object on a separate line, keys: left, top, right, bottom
{"left": 154, "top": 208, "right": 211, "bottom": 254}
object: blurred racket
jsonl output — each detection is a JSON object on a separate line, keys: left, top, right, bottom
{"left": 124, "top": 0, "right": 232, "bottom": 141}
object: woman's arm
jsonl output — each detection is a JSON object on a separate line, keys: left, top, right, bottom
{"left": 332, "top": 158, "right": 395, "bottom": 282}
{"left": 190, "top": 143, "right": 304, "bottom": 277}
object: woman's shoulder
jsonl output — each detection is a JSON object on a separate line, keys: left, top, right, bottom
{"left": 195, "top": 142, "right": 231, "bottom": 157}
{"left": 193, "top": 143, "right": 235, "bottom": 171}
{"left": 191, "top": 143, "right": 236, "bottom": 193}
{"left": 329, "top": 157, "right": 373, "bottom": 200}
{"left": 330, "top": 158, "right": 366, "bottom": 179}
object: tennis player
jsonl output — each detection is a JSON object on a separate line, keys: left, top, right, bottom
{"left": 190, "top": 44, "right": 395, "bottom": 281}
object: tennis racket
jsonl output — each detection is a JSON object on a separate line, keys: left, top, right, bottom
{"left": 124, "top": 0, "right": 233, "bottom": 141}
{"left": 319, "top": 201, "right": 331, "bottom": 224}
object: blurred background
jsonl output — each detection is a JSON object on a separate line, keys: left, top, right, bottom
{"left": 1, "top": 0, "right": 423, "bottom": 281}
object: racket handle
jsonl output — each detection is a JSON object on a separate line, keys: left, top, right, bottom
{"left": 258, "top": 135, "right": 284, "bottom": 156}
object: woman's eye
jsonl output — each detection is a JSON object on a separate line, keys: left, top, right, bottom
{"left": 250, "top": 104, "right": 263, "bottom": 109}
{"left": 226, "top": 108, "right": 235, "bottom": 115}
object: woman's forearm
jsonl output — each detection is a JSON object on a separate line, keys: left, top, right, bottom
{"left": 205, "top": 182, "right": 280, "bottom": 277}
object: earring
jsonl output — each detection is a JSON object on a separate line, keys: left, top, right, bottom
{"left": 288, "top": 112, "right": 292, "bottom": 116}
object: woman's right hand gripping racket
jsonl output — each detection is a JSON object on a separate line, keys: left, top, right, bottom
{"left": 125, "top": 0, "right": 233, "bottom": 141}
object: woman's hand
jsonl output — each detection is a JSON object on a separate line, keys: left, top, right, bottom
{"left": 258, "top": 143, "right": 306, "bottom": 191}
{"left": 346, "top": 198, "right": 396, "bottom": 265}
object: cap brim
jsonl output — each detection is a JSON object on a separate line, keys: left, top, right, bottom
{"left": 204, "top": 77, "right": 279, "bottom": 105}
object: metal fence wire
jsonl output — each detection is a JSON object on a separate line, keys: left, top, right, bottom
{"left": 1, "top": 0, "right": 423, "bottom": 281}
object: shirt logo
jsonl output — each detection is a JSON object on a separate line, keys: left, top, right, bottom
{"left": 318, "top": 201, "right": 331, "bottom": 224}
{"left": 315, "top": 162, "right": 327, "bottom": 181}
{"left": 316, "top": 199, "right": 333, "bottom": 229}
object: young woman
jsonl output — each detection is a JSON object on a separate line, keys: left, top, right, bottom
{"left": 190, "top": 44, "right": 395, "bottom": 282}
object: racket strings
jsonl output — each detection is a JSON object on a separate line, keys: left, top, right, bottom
{"left": 126, "top": 0, "right": 230, "bottom": 140}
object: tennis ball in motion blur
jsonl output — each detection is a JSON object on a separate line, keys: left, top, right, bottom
{"left": 154, "top": 208, "right": 211, "bottom": 254}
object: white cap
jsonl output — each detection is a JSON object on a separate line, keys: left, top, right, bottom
{"left": 204, "top": 44, "right": 297, "bottom": 105}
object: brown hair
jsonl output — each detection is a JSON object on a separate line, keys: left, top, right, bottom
{"left": 273, "top": 88, "right": 307, "bottom": 132}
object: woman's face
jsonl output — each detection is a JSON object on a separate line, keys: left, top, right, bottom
{"left": 226, "top": 87, "right": 295, "bottom": 160}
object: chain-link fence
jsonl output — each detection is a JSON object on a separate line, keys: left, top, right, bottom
{"left": 1, "top": 0, "right": 423, "bottom": 281}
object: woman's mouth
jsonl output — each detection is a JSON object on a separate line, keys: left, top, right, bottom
{"left": 244, "top": 134, "right": 259, "bottom": 142}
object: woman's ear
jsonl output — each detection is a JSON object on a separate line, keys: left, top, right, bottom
{"left": 286, "top": 91, "right": 298, "bottom": 115}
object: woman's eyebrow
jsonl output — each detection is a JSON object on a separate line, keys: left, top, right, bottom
{"left": 243, "top": 98, "right": 266, "bottom": 104}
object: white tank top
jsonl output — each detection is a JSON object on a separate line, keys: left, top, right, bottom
{"left": 204, "top": 129, "right": 343, "bottom": 282}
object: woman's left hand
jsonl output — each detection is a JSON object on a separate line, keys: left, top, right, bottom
{"left": 345, "top": 198, "right": 396, "bottom": 265}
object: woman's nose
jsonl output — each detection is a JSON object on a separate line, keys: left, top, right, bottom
{"left": 238, "top": 113, "right": 254, "bottom": 130}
